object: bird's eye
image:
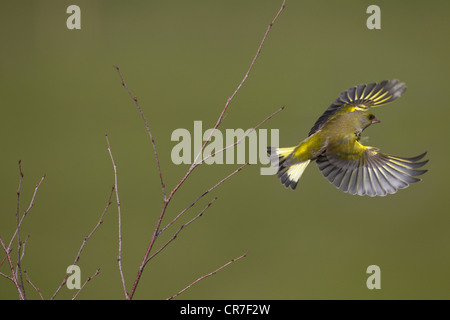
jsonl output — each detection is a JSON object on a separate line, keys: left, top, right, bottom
{"left": 368, "top": 114, "right": 375, "bottom": 120}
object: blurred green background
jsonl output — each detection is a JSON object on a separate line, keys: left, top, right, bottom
{"left": 1, "top": 0, "right": 449, "bottom": 300}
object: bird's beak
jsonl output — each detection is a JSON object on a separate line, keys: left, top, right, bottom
{"left": 372, "top": 117, "right": 380, "bottom": 124}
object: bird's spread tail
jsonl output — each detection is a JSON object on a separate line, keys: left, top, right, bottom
{"left": 267, "top": 146, "right": 310, "bottom": 190}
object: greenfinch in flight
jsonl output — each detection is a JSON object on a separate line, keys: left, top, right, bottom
{"left": 268, "top": 79, "right": 428, "bottom": 196}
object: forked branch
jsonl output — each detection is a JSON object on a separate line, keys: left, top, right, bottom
{"left": 111, "top": 0, "right": 286, "bottom": 300}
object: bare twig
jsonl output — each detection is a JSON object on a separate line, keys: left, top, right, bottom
{"left": 113, "top": 65, "right": 166, "bottom": 201}
{"left": 192, "top": 0, "right": 286, "bottom": 168}
{"left": 156, "top": 106, "right": 284, "bottom": 239}
{"left": 167, "top": 251, "right": 248, "bottom": 300}
{"left": 73, "top": 186, "right": 114, "bottom": 266}
{"left": 15, "top": 160, "right": 25, "bottom": 299}
{"left": 16, "top": 161, "right": 24, "bottom": 227}
{"left": 146, "top": 198, "right": 218, "bottom": 264}
{"left": 24, "top": 270, "right": 44, "bottom": 300}
{"left": 7, "top": 174, "right": 46, "bottom": 251}
{"left": 121, "top": 1, "right": 285, "bottom": 299}
{"left": 158, "top": 163, "right": 249, "bottom": 237}
{"left": 0, "top": 237, "right": 24, "bottom": 300}
{"left": 163, "top": 0, "right": 286, "bottom": 206}
{"left": 105, "top": 134, "right": 129, "bottom": 299}
{"left": 15, "top": 235, "right": 29, "bottom": 276}
{"left": 71, "top": 268, "right": 101, "bottom": 300}
{"left": 0, "top": 162, "right": 45, "bottom": 299}
{"left": 0, "top": 270, "right": 13, "bottom": 281}
{"left": 200, "top": 106, "right": 285, "bottom": 165}
{"left": 51, "top": 185, "right": 115, "bottom": 300}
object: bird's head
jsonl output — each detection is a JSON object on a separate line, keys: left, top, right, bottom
{"left": 357, "top": 112, "right": 380, "bottom": 131}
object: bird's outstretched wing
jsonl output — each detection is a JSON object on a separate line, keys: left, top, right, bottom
{"left": 309, "top": 79, "right": 407, "bottom": 136}
{"left": 316, "top": 141, "right": 428, "bottom": 197}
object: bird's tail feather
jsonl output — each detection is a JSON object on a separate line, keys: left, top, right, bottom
{"left": 267, "top": 146, "right": 310, "bottom": 190}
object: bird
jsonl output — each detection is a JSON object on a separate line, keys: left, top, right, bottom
{"left": 267, "top": 79, "right": 428, "bottom": 197}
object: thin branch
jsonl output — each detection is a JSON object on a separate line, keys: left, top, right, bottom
{"left": 105, "top": 134, "right": 129, "bottom": 299}
{"left": 16, "top": 161, "right": 24, "bottom": 227}
{"left": 113, "top": 65, "right": 166, "bottom": 201}
{"left": 191, "top": 0, "right": 286, "bottom": 168}
{"left": 71, "top": 268, "right": 101, "bottom": 300}
{"left": 146, "top": 198, "right": 218, "bottom": 264}
{"left": 7, "top": 174, "right": 46, "bottom": 251}
{"left": 158, "top": 163, "right": 249, "bottom": 237}
{"left": 15, "top": 161, "right": 23, "bottom": 248}
{"left": 128, "top": 163, "right": 250, "bottom": 299}
{"left": 167, "top": 251, "right": 248, "bottom": 300}
{"left": 154, "top": 0, "right": 286, "bottom": 231}
{"left": 130, "top": 107, "right": 283, "bottom": 294}
{"left": 15, "top": 160, "right": 25, "bottom": 299}
{"left": 51, "top": 185, "right": 115, "bottom": 300}
{"left": 0, "top": 162, "right": 44, "bottom": 299}
{"left": 125, "top": 0, "right": 286, "bottom": 300}
{"left": 0, "top": 271, "right": 13, "bottom": 281}
{"left": 73, "top": 186, "right": 114, "bottom": 266}
{"left": 200, "top": 106, "right": 285, "bottom": 165}
{"left": 24, "top": 270, "right": 44, "bottom": 300}
{"left": 0, "top": 237, "right": 24, "bottom": 300}
{"left": 15, "top": 235, "right": 29, "bottom": 276}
